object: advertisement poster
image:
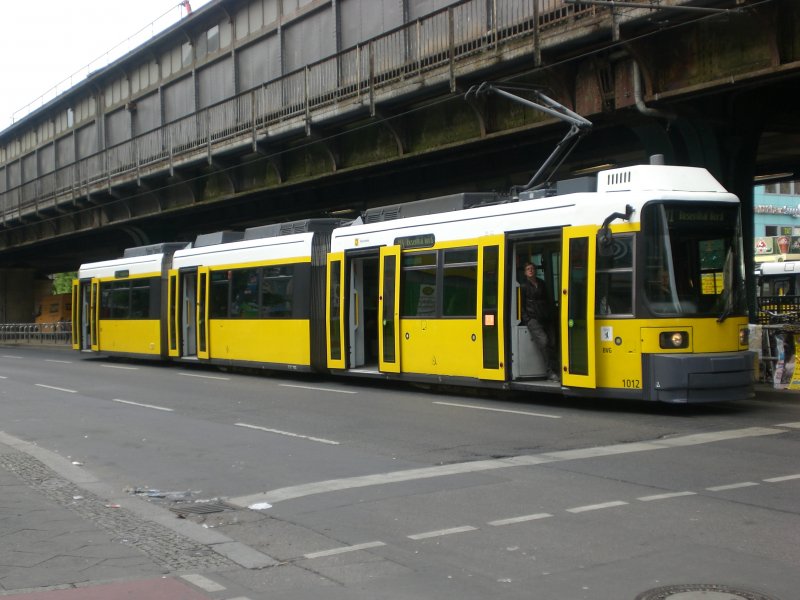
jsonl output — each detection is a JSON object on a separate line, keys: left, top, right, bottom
{"left": 774, "top": 332, "right": 798, "bottom": 389}
{"left": 755, "top": 237, "right": 774, "bottom": 255}
{"left": 790, "top": 334, "right": 800, "bottom": 390}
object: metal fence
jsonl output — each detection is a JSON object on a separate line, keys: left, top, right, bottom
{"left": 0, "top": 0, "right": 598, "bottom": 223}
{"left": 0, "top": 323, "right": 72, "bottom": 345}
{"left": 756, "top": 296, "right": 800, "bottom": 325}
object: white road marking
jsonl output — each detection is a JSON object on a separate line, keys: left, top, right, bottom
{"left": 101, "top": 364, "right": 139, "bottom": 370}
{"left": 488, "top": 513, "right": 552, "bottom": 526}
{"left": 0, "top": 375, "right": 7, "bottom": 379}
{"left": 35, "top": 384, "right": 77, "bottom": 393}
{"left": 776, "top": 422, "right": 800, "bottom": 429}
{"left": 44, "top": 359, "right": 72, "bottom": 364}
{"left": 113, "top": 399, "right": 174, "bottom": 412}
{"left": 180, "top": 574, "right": 226, "bottom": 592}
{"left": 566, "top": 500, "right": 628, "bottom": 513}
{"left": 229, "top": 426, "right": 786, "bottom": 507}
{"left": 1, "top": 355, "right": 23, "bottom": 359}
{"left": 235, "top": 422, "right": 340, "bottom": 445}
{"left": 304, "top": 541, "right": 385, "bottom": 559}
{"left": 763, "top": 473, "right": 800, "bottom": 483}
{"left": 280, "top": 383, "right": 357, "bottom": 394}
{"left": 706, "top": 482, "right": 759, "bottom": 492}
{"left": 407, "top": 526, "right": 477, "bottom": 540}
{"left": 637, "top": 491, "right": 697, "bottom": 502}
{"left": 433, "top": 401, "right": 561, "bottom": 419}
{"left": 178, "top": 372, "right": 230, "bottom": 380}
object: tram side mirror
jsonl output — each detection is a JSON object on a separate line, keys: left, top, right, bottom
{"left": 598, "top": 227, "right": 615, "bottom": 257}
{"left": 597, "top": 204, "right": 634, "bottom": 258}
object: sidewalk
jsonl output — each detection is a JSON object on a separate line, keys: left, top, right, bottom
{"left": 0, "top": 435, "right": 273, "bottom": 600}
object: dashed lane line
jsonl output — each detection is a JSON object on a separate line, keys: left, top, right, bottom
{"left": 229, "top": 426, "right": 785, "bottom": 507}
{"left": 566, "top": 500, "right": 628, "bottom": 513}
{"left": 178, "top": 372, "right": 230, "bottom": 381}
{"left": 764, "top": 473, "right": 800, "bottom": 482}
{"left": 407, "top": 526, "right": 478, "bottom": 540}
{"left": 488, "top": 513, "right": 553, "bottom": 526}
{"left": 280, "top": 383, "right": 358, "bottom": 394}
{"left": 433, "top": 401, "right": 561, "bottom": 419}
{"left": 34, "top": 383, "right": 77, "bottom": 393}
{"left": 236, "top": 422, "right": 340, "bottom": 445}
{"left": 304, "top": 541, "right": 386, "bottom": 559}
{"left": 1, "top": 355, "right": 23, "bottom": 359}
{"left": 637, "top": 491, "right": 697, "bottom": 502}
{"left": 44, "top": 359, "right": 72, "bottom": 364}
{"left": 101, "top": 364, "right": 139, "bottom": 370}
{"left": 113, "top": 398, "right": 174, "bottom": 412}
{"left": 706, "top": 481, "right": 759, "bottom": 492}
{"left": 302, "top": 472, "right": 800, "bottom": 560}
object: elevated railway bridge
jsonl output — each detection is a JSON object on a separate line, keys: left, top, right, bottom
{"left": 0, "top": 0, "right": 798, "bottom": 320}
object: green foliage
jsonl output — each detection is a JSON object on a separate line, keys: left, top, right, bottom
{"left": 52, "top": 272, "right": 76, "bottom": 294}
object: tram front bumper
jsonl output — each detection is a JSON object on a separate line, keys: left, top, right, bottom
{"left": 645, "top": 351, "right": 757, "bottom": 403}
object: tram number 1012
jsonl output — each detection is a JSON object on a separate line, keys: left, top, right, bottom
{"left": 622, "top": 379, "right": 641, "bottom": 389}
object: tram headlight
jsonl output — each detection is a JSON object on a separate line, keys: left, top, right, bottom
{"left": 659, "top": 331, "right": 688, "bottom": 349}
{"left": 739, "top": 326, "right": 750, "bottom": 347}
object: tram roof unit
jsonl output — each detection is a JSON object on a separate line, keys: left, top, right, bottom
{"left": 172, "top": 218, "right": 346, "bottom": 269}
{"left": 173, "top": 233, "right": 316, "bottom": 269}
{"left": 78, "top": 252, "right": 173, "bottom": 280}
{"left": 330, "top": 165, "right": 738, "bottom": 252}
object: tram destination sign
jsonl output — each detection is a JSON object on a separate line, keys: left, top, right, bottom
{"left": 666, "top": 207, "right": 734, "bottom": 226}
{"left": 394, "top": 234, "right": 435, "bottom": 249}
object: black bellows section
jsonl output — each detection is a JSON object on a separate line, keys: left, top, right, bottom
{"left": 310, "top": 231, "right": 333, "bottom": 372}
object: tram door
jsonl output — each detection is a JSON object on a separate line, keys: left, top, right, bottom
{"left": 510, "top": 239, "right": 560, "bottom": 380}
{"left": 178, "top": 269, "right": 198, "bottom": 358}
{"left": 348, "top": 254, "right": 381, "bottom": 370}
{"left": 71, "top": 279, "right": 94, "bottom": 351}
{"left": 378, "top": 245, "right": 401, "bottom": 373}
{"left": 560, "top": 226, "right": 597, "bottom": 388}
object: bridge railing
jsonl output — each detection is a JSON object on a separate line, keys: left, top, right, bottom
{"left": 1, "top": 0, "right": 598, "bottom": 222}
{"left": 0, "top": 323, "right": 72, "bottom": 345}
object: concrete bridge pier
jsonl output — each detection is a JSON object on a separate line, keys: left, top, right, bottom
{"left": 0, "top": 269, "right": 38, "bottom": 323}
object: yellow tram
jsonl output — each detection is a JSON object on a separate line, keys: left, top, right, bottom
{"left": 73, "top": 163, "right": 755, "bottom": 403}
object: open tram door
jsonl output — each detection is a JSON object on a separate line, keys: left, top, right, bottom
{"left": 378, "top": 245, "right": 401, "bottom": 373}
{"left": 560, "top": 226, "right": 597, "bottom": 389}
{"left": 173, "top": 268, "right": 200, "bottom": 359}
{"left": 71, "top": 279, "right": 96, "bottom": 351}
{"left": 509, "top": 237, "right": 560, "bottom": 381}
{"left": 344, "top": 249, "right": 382, "bottom": 371}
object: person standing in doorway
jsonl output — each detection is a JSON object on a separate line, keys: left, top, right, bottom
{"left": 521, "top": 262, "right": 559, "bottom": 381}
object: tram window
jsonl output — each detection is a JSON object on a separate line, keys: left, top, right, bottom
{"left": 261, "top": 266, "right": 294, "bottom": 318}
{"left": 442, "top": 248, "right": 478, "bottom": 317}
{"left": 230, "top": 268, "right": 260, "bottom": 318}
{"left": 401, "top": 252, "right": 437, "bottom": 317}
{"left": 100, "top": 279, "right": 155, "bottom": 319}
{"left": 595, "top": 234, "right": 633, "bottom": 316}
{"left": 209, "top": 271, "right": 230, "bottom": 318}
{"left": 108, "top": 282, "right": 130, "bottom": 319}
{"left": 130, "top": 282, "right": 150, "bottom": 318}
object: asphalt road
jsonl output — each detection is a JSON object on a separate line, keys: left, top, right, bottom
{"left": 0, "top": 345, "right": 798, "bottom": 600}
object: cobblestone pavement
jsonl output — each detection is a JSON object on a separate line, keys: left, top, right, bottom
{"left": 0, "top": 445, "right": 245, "bottom": 598}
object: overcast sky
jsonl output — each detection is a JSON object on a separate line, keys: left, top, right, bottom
{"left": 1, "top": 0, "right": 212, "bottom": 132}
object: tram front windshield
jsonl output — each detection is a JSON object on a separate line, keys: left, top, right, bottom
{"left": 642, "top": 202, "right": 746, "bottom": 319}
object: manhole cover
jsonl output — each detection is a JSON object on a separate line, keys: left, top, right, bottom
{"left": 169, "top": 502, "right": 237, "bottom": 516}
{"left": 635, "top": 584, "right": 778, "bottom": 600}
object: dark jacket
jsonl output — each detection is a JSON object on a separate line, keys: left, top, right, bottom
{"left": 522, "top": 277, "right": 552, "bottom": 325}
